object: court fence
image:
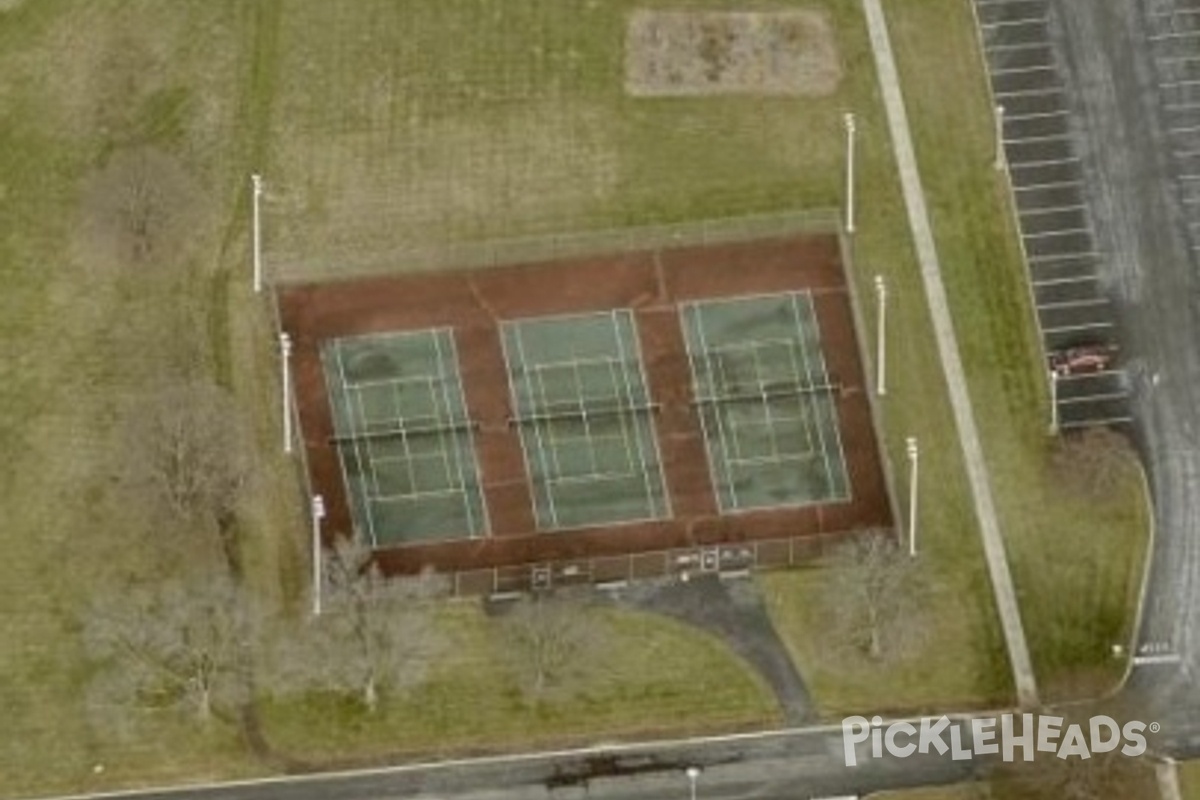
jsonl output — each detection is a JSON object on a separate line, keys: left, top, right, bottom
{"left": 271, "top": 208, "right": 842, "bottom": 283}
{"left": 448, "top": 529, "right": 856, "bottom": 597}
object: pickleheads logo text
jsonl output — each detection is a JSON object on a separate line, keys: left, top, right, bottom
{"left": 841, "top": 714, "right": 1156, "bottom": 767}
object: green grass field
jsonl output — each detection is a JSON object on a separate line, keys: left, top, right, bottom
{"left": 0, "top": 0, "right": 1147, "bottom": 794}
{"left": 1180, "top": 760, "right": 1200, "bottom": 800}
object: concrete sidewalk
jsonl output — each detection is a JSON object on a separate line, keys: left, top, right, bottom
{"left": 860, "top": 0, "right": 1038, "bottom": 708}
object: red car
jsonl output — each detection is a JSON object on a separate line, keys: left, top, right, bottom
{"left": 1048, "top": 345, "right": 1116, "bottom": 377}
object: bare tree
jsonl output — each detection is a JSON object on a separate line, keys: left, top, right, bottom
{"left": 83, "top": 571, "right": 257, "bottom": 728}
{"left": 496, "top": 590, "right": 607, "bottom": 703}
{"left": 78, "top": 146, "right": 204, "bottom": 272}
{"left": 824, "top": 532, "right": 925, "bottom": 661}
{"left": 1050, "top": 427, "right": 1136, "bottom": 501}
{"left": 114, "top": 378, "right": 253, "bottom": 564}
{"left": 272, "top": 540, "right": 442, "bottom": 713}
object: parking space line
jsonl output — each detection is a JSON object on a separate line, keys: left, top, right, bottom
{"left": 1019, "top": 203, "right": 1087, "bottom": 215}
{"left": 1008, "top": 156, "right": 1081, "bottom": 169}
{"left": 1161, "top": 78, "right": 1200, "bottom": 90}
{"left": 1023, "top": 225, "right": 1093, "bottom": 238}
{"left": 981, "top": 16, "right": 1049, "bottom": 29}
{"left": 1003, "top": 133, "right": 1073, "bottom": 145}
{"left": 1057, "top": 392, "right": 1131, "bottom": 406}
{"left": 1055, "top": 368, "right": 1122, "bottom": 382}
{"left": 992, "top": 63, "right": 1057, "bottom": 76}
{"left": 1012, "top": 179, "right": 1082, "bottom": 192}
{"left": 1060, "top": 416, "right": 1135, "bottom": 429}
{"left": 1182, "top": 194, "right": 1200, "bottom": 204}
{"left": 1156, "top": 54, "right": 1200, "bottom": 66}
{"left": 1037, "top": 298, "right": 1110, "bottom": 311}
{"left": 1043, "top": 321, "right": 1114, "bottom": 334}
{"left": 994, "top": 86, "right": 1064, "bottom": 99}
{"left": 1029, "top": 250, "right": 1102, "bottom": 263}
{"left": 985, "top": 41, "right": 1052, "bottom": 54}
{"left": 1032, "top": 274, "right": 1097, "bottom": 287}
{"left": 1005, "top": 109, "right": 1070, "bottom": 121}
{"left": 1165, "top": 101, "right": 1200, "bottom": 112}
{"left": 1150, "top": 30, "right": 1200, "bottom": 42}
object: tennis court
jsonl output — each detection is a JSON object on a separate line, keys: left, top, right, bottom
{"left": 321, "top": 329, "right": 488, "bottom": 545}
{"left": 500, "top": 310, "right": 671, "bottom": 531}
{"left": 681, "top": 292, "right": 850, "bottom": 512}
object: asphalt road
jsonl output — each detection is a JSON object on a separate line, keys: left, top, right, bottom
{"left": 53, "top": 723, "right": 980, "bottom": 800}
{"left": 1037, "top": 0, "right": 1200, "bottom": 752}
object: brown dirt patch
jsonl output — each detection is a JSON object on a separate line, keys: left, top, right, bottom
{"left": 625, "top": 9, "right": 842, "bottom": 97}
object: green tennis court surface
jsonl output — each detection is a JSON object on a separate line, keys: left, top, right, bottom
{"left": 681, "top": 292, "right": 850, "bottom": 512}
{"left": 501, "top": 310, "right": 671, "bottom": 530}
{"left": 321, "top": 329, "right": 488, "bottom": 545}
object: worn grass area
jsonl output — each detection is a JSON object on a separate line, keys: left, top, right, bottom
{"left": 263, "top": 603, "right": 775, "bottom": 761}
{"left": 886, "top": 0, "right": 1150, "bottom": 701}
{"left": 1179, "top": 760, "right": 1200, "bottom": 800}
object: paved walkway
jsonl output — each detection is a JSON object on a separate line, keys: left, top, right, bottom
{"left": 860, "top": 0, "right": 1039, "bottom": 708}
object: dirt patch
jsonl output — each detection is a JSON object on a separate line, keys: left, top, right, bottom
{"left": 625, "top": 9, "right": 842, "bottom": 97}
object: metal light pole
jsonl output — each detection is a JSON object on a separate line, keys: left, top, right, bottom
{"left": 844, "top": 112, "right": 857, "bottom": 235}
{"left": 993, "top": 105, "right": 1006, "bottom": 171}
{"left": 311, "top": 494, "right": 326, "bottom": 616}
{"left": 906, "top": 436, "right": 919, "bottom": 557}
{"left": 251, "top": 173, "right": 264, "bottom": 293}
{"left": 1049, "top": 369, "right": 1060, "bottom": 435}
{"left": 685, "top": 766, "right": 701, "bottom": 800}
{"left": 280, "top": 332, "right": 293, "bottom": 454}
{"left": 874, "top": 275, "right": 887, "bottom": 396}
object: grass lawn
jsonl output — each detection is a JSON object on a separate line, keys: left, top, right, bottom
{"left": 1180, "top": 761, "right": 1200, "bottom": 800}
{"left": 0, "top": 0, "right": 1147, "bottom": 795}
{"left": 262, "top": 603, "right": 775, "bottom": 764}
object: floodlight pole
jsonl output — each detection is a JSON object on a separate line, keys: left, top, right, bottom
{"left": 1049, "top": 369, "right": 1060, "bottom": 435}
{"left": 993, "top": 105, "right": 1006, "bottom": 171}
{"left": 844, "top": 112, "right": 857, "bottom": 235}
{"left": 685, "top": 766, "right": 701, "bottom": 800}
{"left": 280, "top": 332, "right": 293, "bottom": 454}
{"left": 311, "top": 494, "right": 326, "bottom": 616}
{"left": 874, "top": 275, "right": 887, "bottom": 396}
{"left": 251, "top": 174, "right": 264, "bottom": 293}
{"left": 906, "top": 436, "right": 919, "bottom": 557}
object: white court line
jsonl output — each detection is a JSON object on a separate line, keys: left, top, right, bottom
{"left": 611, "top": 308, "right": 667, "bottom": 520}
{"left": 1032, "top": 274, "right": 1098, "bottom": 287}
{"left": 1019, "top": 203, "right": 1087, "bottom": 217}
{"left": 994, "top": 85, "right": 1064, "bottom": 99}
{"left": 791, "top": 293, "right": 843, "bottom": 502}
{"left": 1043, "top": 321, "right": 1115, "bottom": 334}
{"left": 1037, "top": 297, "right": 1111, "bottom": 311}
{"left": 434, "top": 331, "right": 479, "bottom": 537}
{"left": 1003, "top": 132, "right": 1073, "bottom": 145}
{"left": 506, "top": 324, "right": 560, "bottom": 529}
{"left": 332, "top": 341, "right": 379, "bottom": 548}
{"left": 691, "top": 303, "right": 741, "bottom": 511}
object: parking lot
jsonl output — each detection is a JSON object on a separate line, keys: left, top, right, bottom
{"left": 975, "top": 0, "right": 1132, "bottom": 429}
